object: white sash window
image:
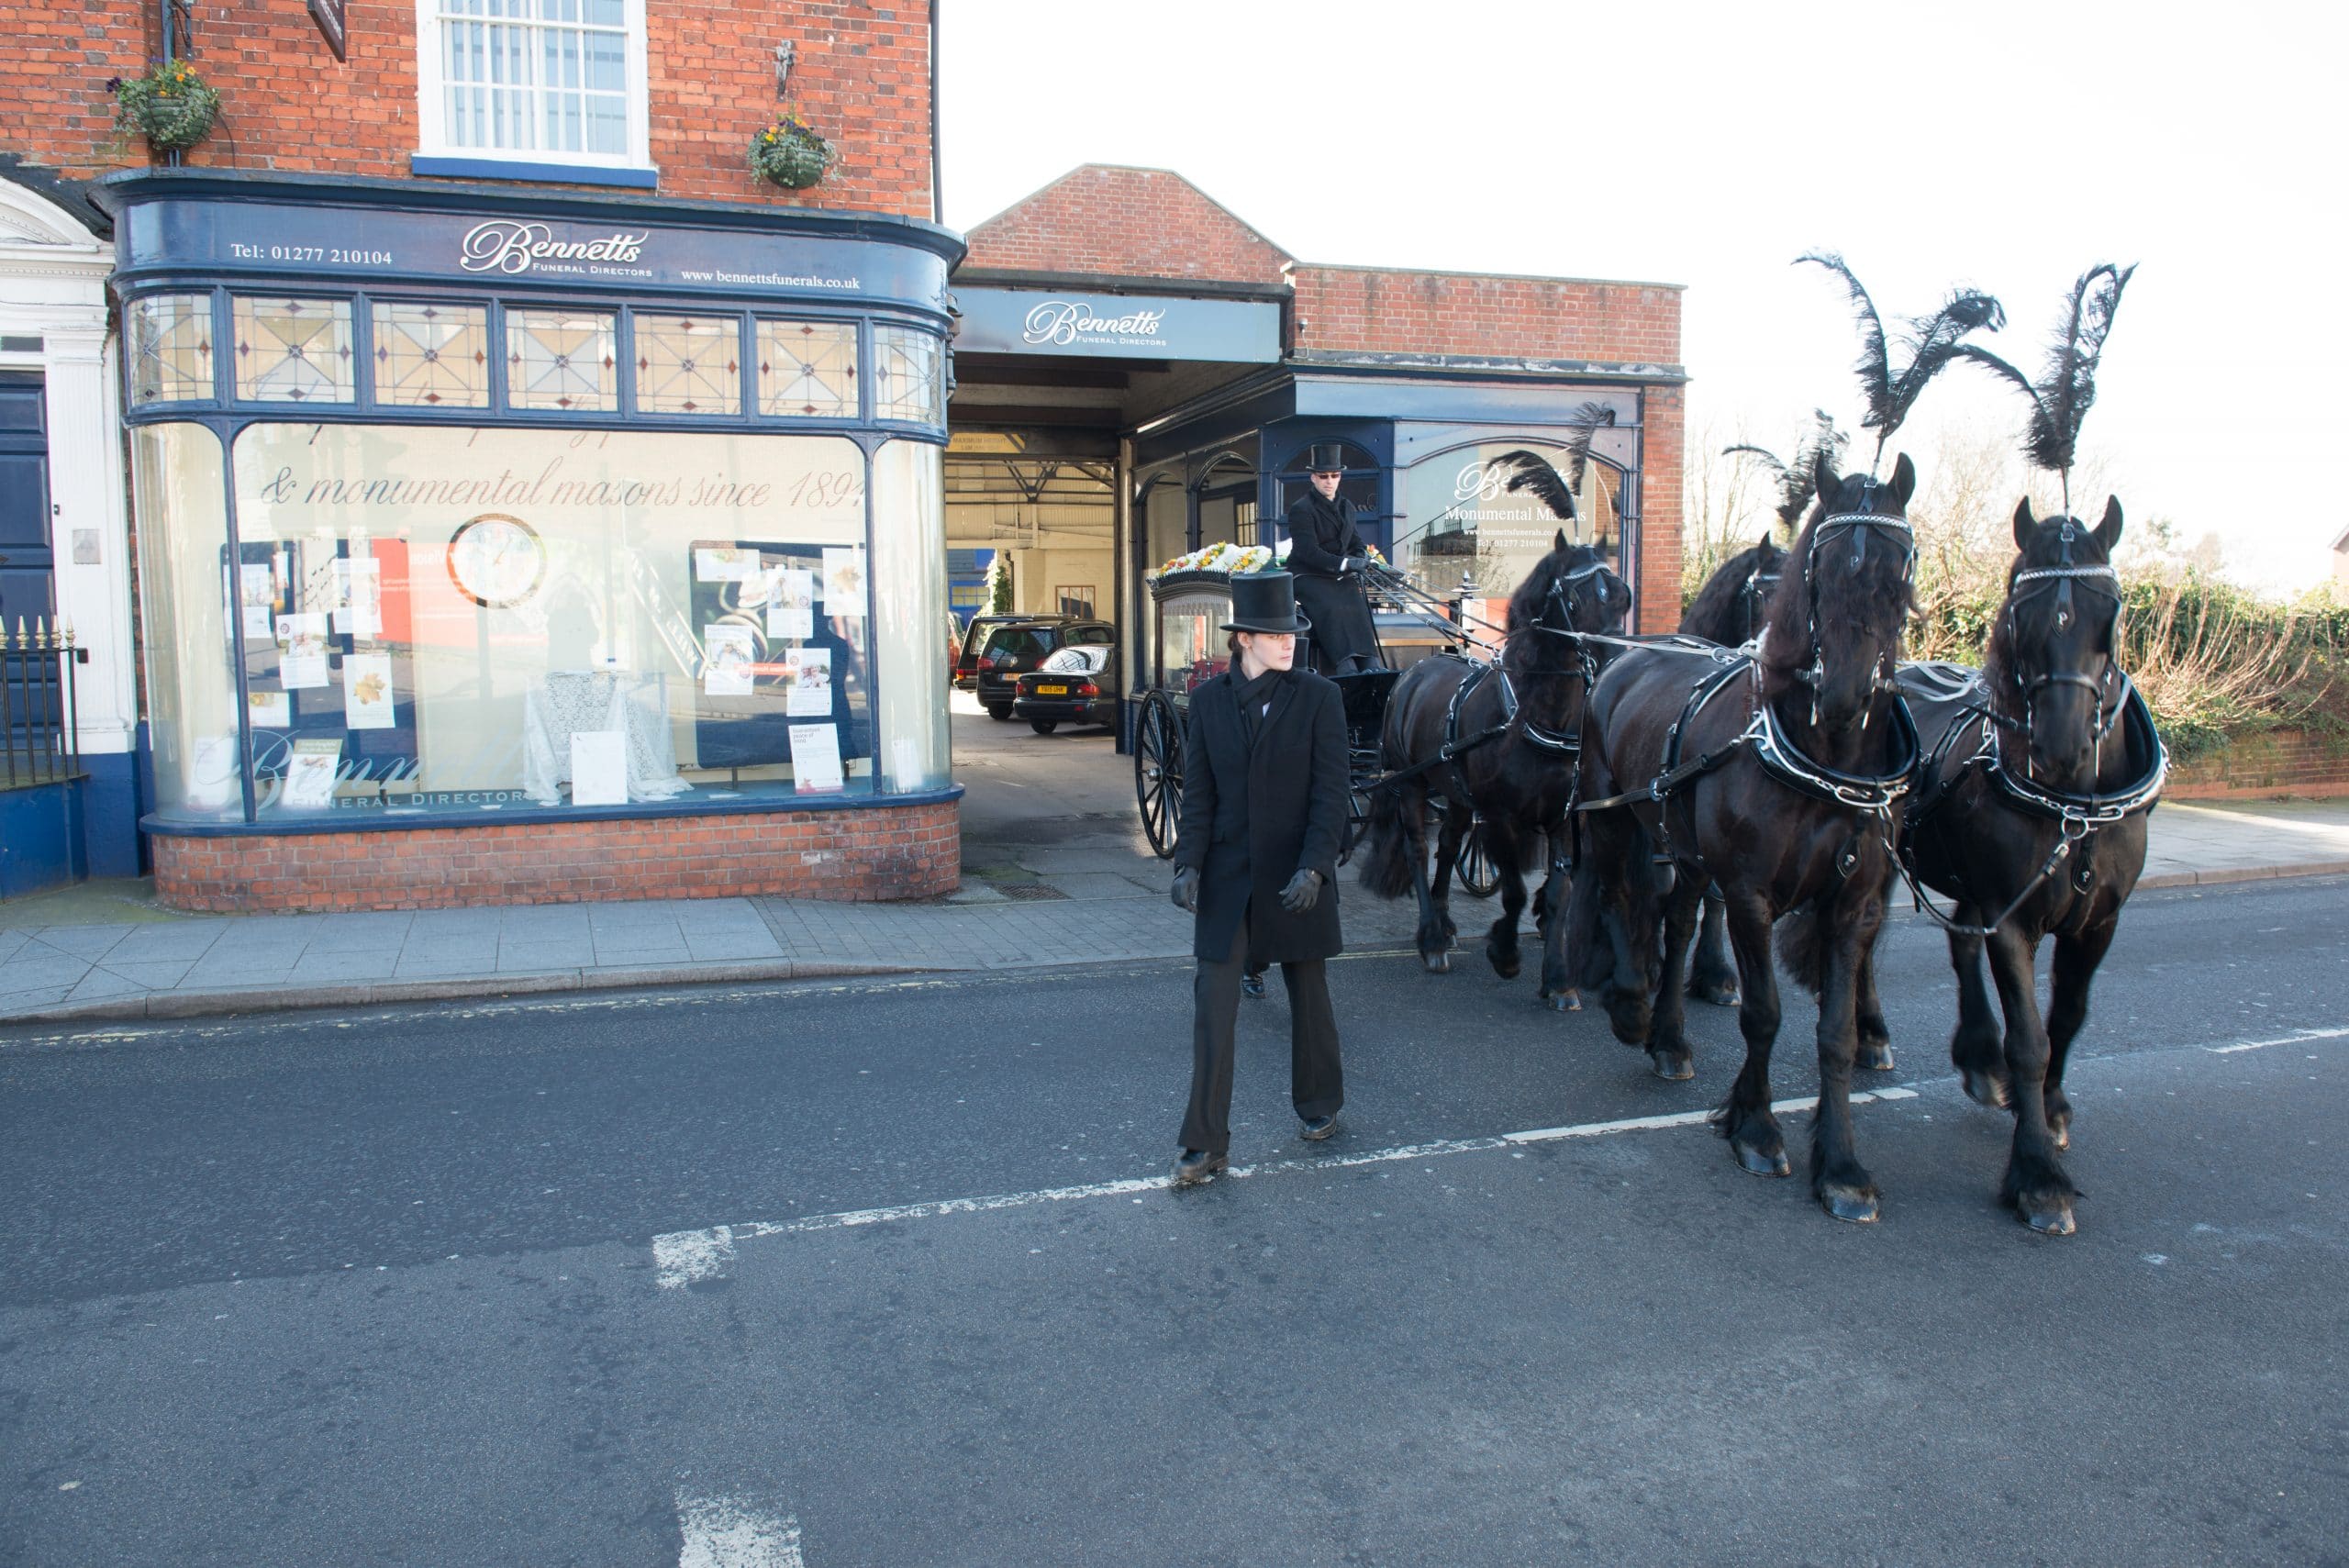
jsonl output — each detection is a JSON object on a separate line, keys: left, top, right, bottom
{"left": 415, "top": 0, "right": 651, "bottom": 172}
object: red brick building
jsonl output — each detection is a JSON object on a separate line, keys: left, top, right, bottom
{"left": 0, "top": 5, "right": 1684, "bottom": 913}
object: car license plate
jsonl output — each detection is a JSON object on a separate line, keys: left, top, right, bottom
{"left": 1035, "top": 684, "right": 1068, "bottom": 695}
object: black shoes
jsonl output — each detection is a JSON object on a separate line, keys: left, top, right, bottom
{"left": 1172, "top": 1149, "right": 1229, "bottom": 1186}
{"left": 1241, "top": 969, "right": 1267, "bottom": 999}
{"left": 1299, "top": 1114, "right": 1340, "bottom": 1141}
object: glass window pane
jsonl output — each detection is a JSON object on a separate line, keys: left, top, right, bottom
{"left": 226, "top": 423, "right": 874, "bottom": 816}
{"left": 871, "top": 325, "right": 943, "bottom": 425}
{"left": 505, "top": 308, "right": 616, "bottom": 411}
{"left": 231, "top": 296, "right": 355, "bottom": 404}
{"left": 372, "top": 301, "right": 490, "bottom": 408}
{"left": 1397, "top": 440, "right": 1625, "bottom": 597}
{"left": 129, "top": 424, "right": 240, "bottom": 821}
{"left": 633, "top": 314, "right": 741, "bottom": 416}
{"left": 872, "top": 440, "right": 947, "bottom": 792}
{"left": 756, "top": 318, "right": 858, "bottom": 418}
{"left": 128, "top": 294, "right": 216, "bottom": 405}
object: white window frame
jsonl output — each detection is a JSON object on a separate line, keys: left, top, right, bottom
{"left": 414, "top": 0, "right": 653, "bottom": 173}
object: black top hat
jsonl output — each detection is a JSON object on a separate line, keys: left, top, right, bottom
{"left": 1222, "top": 570, "right": 1312, "bottom": 635}
{"left": 1301, "top": 443, "right": 1349, "bottom": 474}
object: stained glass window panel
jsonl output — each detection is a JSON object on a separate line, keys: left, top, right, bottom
{"left": 230, "top": 296, "right": 354, "bottom": 404}
{"left": 372, "top": 301, "right": 491, "bottom": 407}
{"left": 506, "top": 307, "right": 617, "bottom": 411}
{"left": 755, "top": 318, "right": 858, "bottom": 418}
{"left": 871, "top": 324, "right": 943, "bottom": 425}
{"left": 634, "top": 314, "right": 740, "bottom": 415}
{"left": 128, "top": 294, "right": 216, "bottom": 406}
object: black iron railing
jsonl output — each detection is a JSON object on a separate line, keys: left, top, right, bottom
{"left": 1, "top": 617, "right": 82, "bottom": 790}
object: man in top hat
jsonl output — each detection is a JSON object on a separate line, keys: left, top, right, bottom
{"left": 1169, "top": 571, "right": 1351, "bottom": 1185}
{"left": 1283, "top": 444, "right": 1384, "bottom": 674}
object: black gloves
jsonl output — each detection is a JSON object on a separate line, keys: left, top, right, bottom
{"left": 1341, "top": 554, "right": 1367, "bottom": 576}
{"left": 1171, "top": 866, "right": 1200, "bottom": 913}
{"left": 1279, "top": 868, "right": 1321, "bottom": 914}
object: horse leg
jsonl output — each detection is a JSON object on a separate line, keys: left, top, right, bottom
{"left": 1643, "top": 873, "right": 1704, "bottom": 1081}
{"left": 1407, "top": 793, "right": 1452, "bottom": 974}
{"left": 1536, "top": 831, "right": 1581, "bottom": 1013}
{"left": 1685, "top": 886, "right": 1741, "bottom": 1006}
{"left": 2043, "top": 918, "right": 2117, "bottom": 1153}
{"left": 1809, "top": 884, "right": 1886, "bottom": 1223}
{"left": 1945, "top": 914, "right": 2010, "bottom": 1108}
{"left": 1483, "top": 822, "right": 1527, "bottom": 980}
{"left": 1854, "top": 916, "right": 1894, "bottom": 1073}
{"left": 1430, "top": 800, "right": 1468, "bottom": 951}
{"left": 1983, "top": 923, "right": 2077, "bottom": 1234}
{"left": 1717, "top": 891, "right": 1788, "bottom": 1175}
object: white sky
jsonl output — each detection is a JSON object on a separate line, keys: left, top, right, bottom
{"left": 938, "top": 1, "right": 2346, "bottom": 591}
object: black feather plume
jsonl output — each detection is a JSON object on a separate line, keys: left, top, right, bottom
{"left": 1497, "top": 449, "right": 1577, "bottom": 522}
{"left": 1798, "top": 252, "right": 2004, "bottom": 469}
{"left": 1557, "top": 400, "right": 1618, "bottom": 488}
{"left": 1725, "top": 409, "right": 1847, "bottom": 531}
{"left": 1954, "top": 262, "right": 2134, "bottom": 489}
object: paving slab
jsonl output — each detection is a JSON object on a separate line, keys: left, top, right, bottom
{"left": 27, "top": 926, "right": 133, "bottom": 962}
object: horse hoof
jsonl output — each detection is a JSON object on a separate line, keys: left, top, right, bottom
{"left": 1855, "top": 1040, "right": 1895, "bottom": 1072}
{"left": 1689, "top": 981, "right": 1739, "bottom": 1007}
{"left": 1963, "top": 1069, "right": 2011, "bottom": 1110}
{"left": 1734, "top": 1142, "right": 1791, "bottom": 1178}
{"left": 1820, "top": 1186, "right": 1880, "bottom": 1224}
{"left": 1541, "top": 988, "right": 1581, "bottom": 1013}
{"left": 1487, "top": 951, "right": 1521, "bottom": 980}
{"left": 2021, "top": 1198, "right": 2076, "bottom": 1237}
{"left": 1423, "top": 951, "right": 1450, "bottom": 974}
{"left": 2049, "top": 1118, "right": 2072, "bottom": 1152}
{"left": 1649, "top": 1051, "right": 1695, "bottom": 1082}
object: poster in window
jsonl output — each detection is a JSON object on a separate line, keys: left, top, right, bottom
{"left": 703, "top": 623, "right": 756, "bottom": 697}
{"left": 788, "top": 723, "right": 844, "bottom": 792}
{"left": 283, "top": 738, "right": 343, "bottom": 809}
{"left": 277, "top": 613, "right": 330, "bottom": 689}
{"left": 569, "top": 730, "right": 628, "bottom": 806}
{"left": 333, "top": 556, "right": 382, "bottom": 638}
{"left": 785, "top": 646, "right": 833, "bottom": 717}
{"left": 821, "top": 548, "right": 866, "bottom": 616}
{"left": 696, "top": 546, "right": 761, "bottom": 583}
{"left": 342, "top": 651, "right": 396, "bottom": 730}
{"left": 247, "top": 689, "right": 291, "bottom": 730}
{"left": 239, "top": 563, "right": 278, "bottom": 639}
{"left": 767, "top": 568, "right": 815, "bottom": 640}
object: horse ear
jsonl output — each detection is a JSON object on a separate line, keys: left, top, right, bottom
{"left": 1811, "top": 447, "right": 1838, "bottom": 509}
{"left": 1757, "top": 530, "right": 1776, "bottom": 550}
{"left": 1554, "top": 528, "right": 1569, "bottom": 553}
{"left": 2096, "top": 495, "right": 2124, "bottom": 552}
{"left": 1887, "top": 452, "right": 1917, "bottom": 506}
{"left": 2013, "top": 495, "right": 2036, "bottom": 549}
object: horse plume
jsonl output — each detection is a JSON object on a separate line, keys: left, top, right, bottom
{"left": 1798, "top": 252, "right": 2005, "bottom": 471}
{"left": 1724, "top": 408, "right": 1848, "bottom": 533}
{"left": 1498, "top": 403, "right": 1617, "bottom": 520}
{"left": 1954, "top": 262, "right": 2135, "bottom": 508}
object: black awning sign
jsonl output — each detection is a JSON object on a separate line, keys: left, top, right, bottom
{"left": 308, "top": 0, "right": 348, "bottom": 61}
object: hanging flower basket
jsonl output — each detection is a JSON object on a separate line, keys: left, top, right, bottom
{"left": 115, "top": 60, "right": 221, "bottom": 152}
{"left": 748, "top": 114, "right": 833, "bottom": 190}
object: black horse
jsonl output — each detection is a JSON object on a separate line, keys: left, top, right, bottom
{"left": 1559, "top": 452, "right": 1920, "bottom": 1223}
{"left": 1357, "top": 528, "right": 1627, "bottom": 991}
{"left": 1673, "top": 533, "right": 1789, "bottom": 1009}
{"left": 1897, "top": 496, "right": 2163, "bottom": 1234}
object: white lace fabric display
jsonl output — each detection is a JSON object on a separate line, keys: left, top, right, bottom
{"left": 520, "top": 670, "right": 689, "bottom": 804}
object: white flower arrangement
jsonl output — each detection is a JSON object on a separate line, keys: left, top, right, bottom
{"left": 1146, "top": 541, "right": 1275, "bottom": 579}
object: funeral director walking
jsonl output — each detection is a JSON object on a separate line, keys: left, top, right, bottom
{"left": 1168, "top": 570, "right": 1351, "bottom": 1186}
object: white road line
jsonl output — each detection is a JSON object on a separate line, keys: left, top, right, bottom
{"left": 675, "top": 1493, "right": 803, "bottom": 1568}
{"left": 2204, "top": 1025, "right": 2349, "bottom": 1054}
{"left": 651, "top": 1226, "right": 735, "bottom": 1290}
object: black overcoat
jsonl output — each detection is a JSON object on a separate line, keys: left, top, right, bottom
{"left": 1174, "top": 666, "right": 1349, "bottom": 964}
{"left": 1284, "top": 493, "right": 1380, "bottom": 668}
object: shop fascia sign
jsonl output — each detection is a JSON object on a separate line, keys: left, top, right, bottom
{"left": 121, "top": 197, "right": 949, "bottom": 312}
{"left": 954, "top": 286, "right": 1279, "bottom": 362}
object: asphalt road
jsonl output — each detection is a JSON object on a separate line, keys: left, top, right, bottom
{"left": 2, "top": 875, "right": 2343, "bottom": 1566}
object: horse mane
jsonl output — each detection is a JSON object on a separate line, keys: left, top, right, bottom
{"left": 1683, "top": 539, "right": 1783, "bottom": 645}
{"left": 1754, "top": 495, "right": 1916, "bottom": 699}
{"left": 1502, "top": 538, "right": 1607, "bottom": 671}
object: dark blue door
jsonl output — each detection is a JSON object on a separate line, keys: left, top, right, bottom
{"left": 0, "top": 372, "right": 50, "bottom": 629}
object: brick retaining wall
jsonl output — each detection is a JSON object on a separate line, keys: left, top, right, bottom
{"left": 151, "top": 800, "right": 959, "bottom": 913}
{"left": 2165, "top": 728, "right": 2349, "bottom": 801}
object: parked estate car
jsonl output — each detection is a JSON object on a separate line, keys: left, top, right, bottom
{"left": 972, "top": 617, "right": 1118, "bottom": 720}
{"left": 1013, "top": 643, "right": 1119, "bottom": 734}
{"left": 952, "top": 613, "right": 1034, "bottom": 691}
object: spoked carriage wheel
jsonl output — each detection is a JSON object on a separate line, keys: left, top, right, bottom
{"left": 1457, "top": 826, "right": 1503, "bottom": 898}
{"left": 1134, "top": 692, "right": 1183, "bottom": 860}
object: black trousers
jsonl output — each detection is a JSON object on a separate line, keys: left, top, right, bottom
{"left": 1180, "top": 914, "right": 1344, "bottom": 1154}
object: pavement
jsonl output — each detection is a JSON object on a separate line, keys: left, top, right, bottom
{"left": 4, "top": 691, "right": 2346, "bottom": 1026}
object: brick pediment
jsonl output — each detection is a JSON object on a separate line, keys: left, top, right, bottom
{"left": 961, "top": 164, "right": 1292, "bottom": 284}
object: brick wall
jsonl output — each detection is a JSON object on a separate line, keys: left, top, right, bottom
{"left": 0, "top": 0, "right": 933, "bottom": 217}
{"left": 963, "top": 164, "right": 1291, "bottom": 283}
{"left": 151, "top": 801, "right": 960, "bottom": 912}
{"left": 1289, "top": 267, "right": 1682, "bottom": 365}
{"left": 2165, "top": 729, "right": 2349, "bottom": 801}
{"left": 1638, "top": 384, "right": 1685, "bottom": 634}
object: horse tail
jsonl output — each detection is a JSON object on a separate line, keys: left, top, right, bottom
{"left": 1776, "top": 900, "right": 1830, "bottom": 995}
{"left": 1354, "top": 780, "right": 1419, "bottom": 900}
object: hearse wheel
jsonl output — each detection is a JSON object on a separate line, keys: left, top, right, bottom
{"left": 1134, "top": 692, "right": 1183, "bottom": 860}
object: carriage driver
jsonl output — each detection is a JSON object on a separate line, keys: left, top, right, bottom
{"left": 1283, "top": 444, "right": 1385, "bottom": 675}
{"left": 1168, "top": 571, "right": 1353, "bottom": 1185}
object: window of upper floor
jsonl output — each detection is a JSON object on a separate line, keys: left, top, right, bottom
{"left": 413, "top": 0, "right": 652, "bottom": 176}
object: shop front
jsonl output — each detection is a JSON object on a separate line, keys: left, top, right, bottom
{"left": 97, "top": 170, "right": 964, "bottom": 911}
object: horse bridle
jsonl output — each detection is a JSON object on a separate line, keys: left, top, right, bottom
{"left": 1794, "top": 478, "right": 1917, "bottom": 724}
{"left": 1996, "top": 518, "right": 2124, "bottom": 751}
{"left": 1741, "top": 556, "right": 1783, "bottom": 644}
